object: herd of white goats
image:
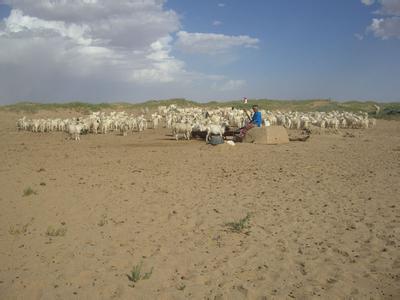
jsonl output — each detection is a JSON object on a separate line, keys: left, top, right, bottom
{"left": 16, "top": 105, "right": 376, "bottom": 141}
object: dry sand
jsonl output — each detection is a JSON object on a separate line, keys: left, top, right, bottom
{"left": 0, "top": 110, "right": 399, "bottom": 299}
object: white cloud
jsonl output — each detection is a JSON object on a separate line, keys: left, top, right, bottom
{"left": 0, "top": 1, "right": 186, "bottom": 101}
{"left": 175, "top": 31, "right": 259, "bottom": 54}
{"left": 354, "top": 33, "right": 364, "bottom": 40}
{"left": 364, "top": 0, "right": 400, "bottom": 39}
{"left": 4, "top": 9, "right": 92, "bottom": 45}
{"left": 212, "top": 20, "right": 222, "bottom": 26}
{"left": 0, "top": 0, "right": 260, "bottom": 102}
{"left": 377, "top": 0, "right": 400, "bottom": 16}
{"left": 214, "top": 79, "right": 246, "bottom": 91}
{"left": 361, "top": 0, "right": 375, "bottom": 6}
{"left": 130, "top": 35, "right": 188, "bottom": 83}
{"left": 218, "top": 3, "right": 226, "bottom": 8}
{"left": 0, "top": 1, "right": 184, "bottom": 81}
{"left": 3, "top": 0, "right": 180, "bottom": 49}
{"left": 2, "top": 0, "right": 171, "bottom": 23}
{"left": 367, "top": 17, "right": 400, "bottom": 39}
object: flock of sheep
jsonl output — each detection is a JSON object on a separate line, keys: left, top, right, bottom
{"left": 16, "top": 104, "right": 376, "bottom": 141}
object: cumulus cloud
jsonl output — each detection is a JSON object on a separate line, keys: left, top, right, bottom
{"left": 0, "top": 0, "right": 259, "bottom": 102}
{"left": 361, "top": 0, "right": 375, "bottom": 6}
{"left": 0, "top": 1, "right": 183, "bottom": 102}
{"left": 2, "top": 0, "right": 180, "bottom": 49}
{"left": 175, "top": 31, "right": 259, "bottom": 54}
{"left": 130, "top": 35, "right": 188, "bottom": 83}
{"left": 218, "top": 3, "right": 226, "bottom": 8}
{"left": 3, "top": 9, "right": 92, "bottom": 45}
{"left": 361, "top": 0, "right": 400, "bottom": 15}
{"left": 0, "top": 1, "right": 184, "bottom": 81}
{"left": 367, "top": 17, "right": 400, "bottom": 38}
{"left": 2, "top": 0, "right": 171, "bottom": 23}
{"left": 354, "top": 33, "right": 364, "bottom": 40}
{"left": 377, "top": 0, "right": 400, "bottom": 16}
{"left": 214, "top": 79, "right": 246, "bottom": 91}
{"left": 364, "top": 0, "right": 400, "bottom": 39}
{"left": 212, "top": 20, "right": 222, "bottom": 26}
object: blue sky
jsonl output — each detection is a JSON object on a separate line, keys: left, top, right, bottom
{"left": 0, "top": 0, "right": 399, "bottom": 103}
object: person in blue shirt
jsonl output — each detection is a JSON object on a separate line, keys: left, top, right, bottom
{"left": 235, "top": 105, "right": 263, "bottom": 141}
{"left": 250, "top": 105, "right": 262, "bottom": 127}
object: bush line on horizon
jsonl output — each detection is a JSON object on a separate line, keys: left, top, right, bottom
{"left": 1, "top": 99, "right": 399, "bottom": 115}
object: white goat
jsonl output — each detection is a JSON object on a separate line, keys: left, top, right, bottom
{"left": 205, "top": 124, "right": 226, "bottom": 143}
{"left": 172, "top": 123, "right": 192, "bottom": 140}
{"left": 68, "top": 124, "right": 83, "bottom": 141}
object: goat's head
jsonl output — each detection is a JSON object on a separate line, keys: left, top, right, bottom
{"left": 221, "top": 121, "right": 230, "bottom": 128}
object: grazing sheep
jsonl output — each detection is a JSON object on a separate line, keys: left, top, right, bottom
{"left": 137, "top": 116, "right": 146, "bottom": 132}
{"left": 205, "top": 124, "right": 226, "bottom": 143}
{"left": 68, "top": 124, "right": 83, "bottom": 141}
{"left": 172, "top": 123, "right": 192, "bottom": 140}
{"left": 369, "top": 118, "right": 376, "bottom": 128}
{"left": 120, "top": 122, "right": 130, "bottom": 136}
{"left": 91, "top": 119, "right": 100, "bottom": 134}
{"left": 16, "top": 106, "right": 376, "bottom": 144}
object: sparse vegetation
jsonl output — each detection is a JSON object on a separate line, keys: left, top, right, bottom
{"left": 46, "top": 226, "right": 67, "bottom": 237}
{"left": 9, "top": 223, "right": 29, "bottom": 235}
{"left": 0, "top": 101, "right": 113, "bottom": 113}
{"left": 9, "top": 218, "right": 34, "bottom": 235}
{"left": 97, "top": 213, "right": 107, "bottom": 227}
{"left": 23, "top": 187, "right": 37, "bottom": 197}
{"left": 127, "top": 262, "right": 153, "bottom": 283}
{"left": 177, "top": 284, "right": 186, "bottom": 291}
{"left": 226, "top": 213, "right": 251, "bottom": 233}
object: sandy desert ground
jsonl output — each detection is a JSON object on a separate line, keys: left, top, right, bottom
{"left": 0, "top": 110, "right": 399, "bottom": 299}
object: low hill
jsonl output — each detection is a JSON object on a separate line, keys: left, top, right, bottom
{"left": 1, "top": 99, "right": 399, "bottom": 118}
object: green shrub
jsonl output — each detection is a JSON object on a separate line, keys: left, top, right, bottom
{"left": 226, "top": 213, "right": 251, "bottom": 232}
{"left": 46, "top": 226, "right": 67, "bottom": 237}
{"left": 23, "top": 187, "right": 37, "bottom": 197}
{"left": 127, "top": 262, "right": 153, "bottom": 283}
